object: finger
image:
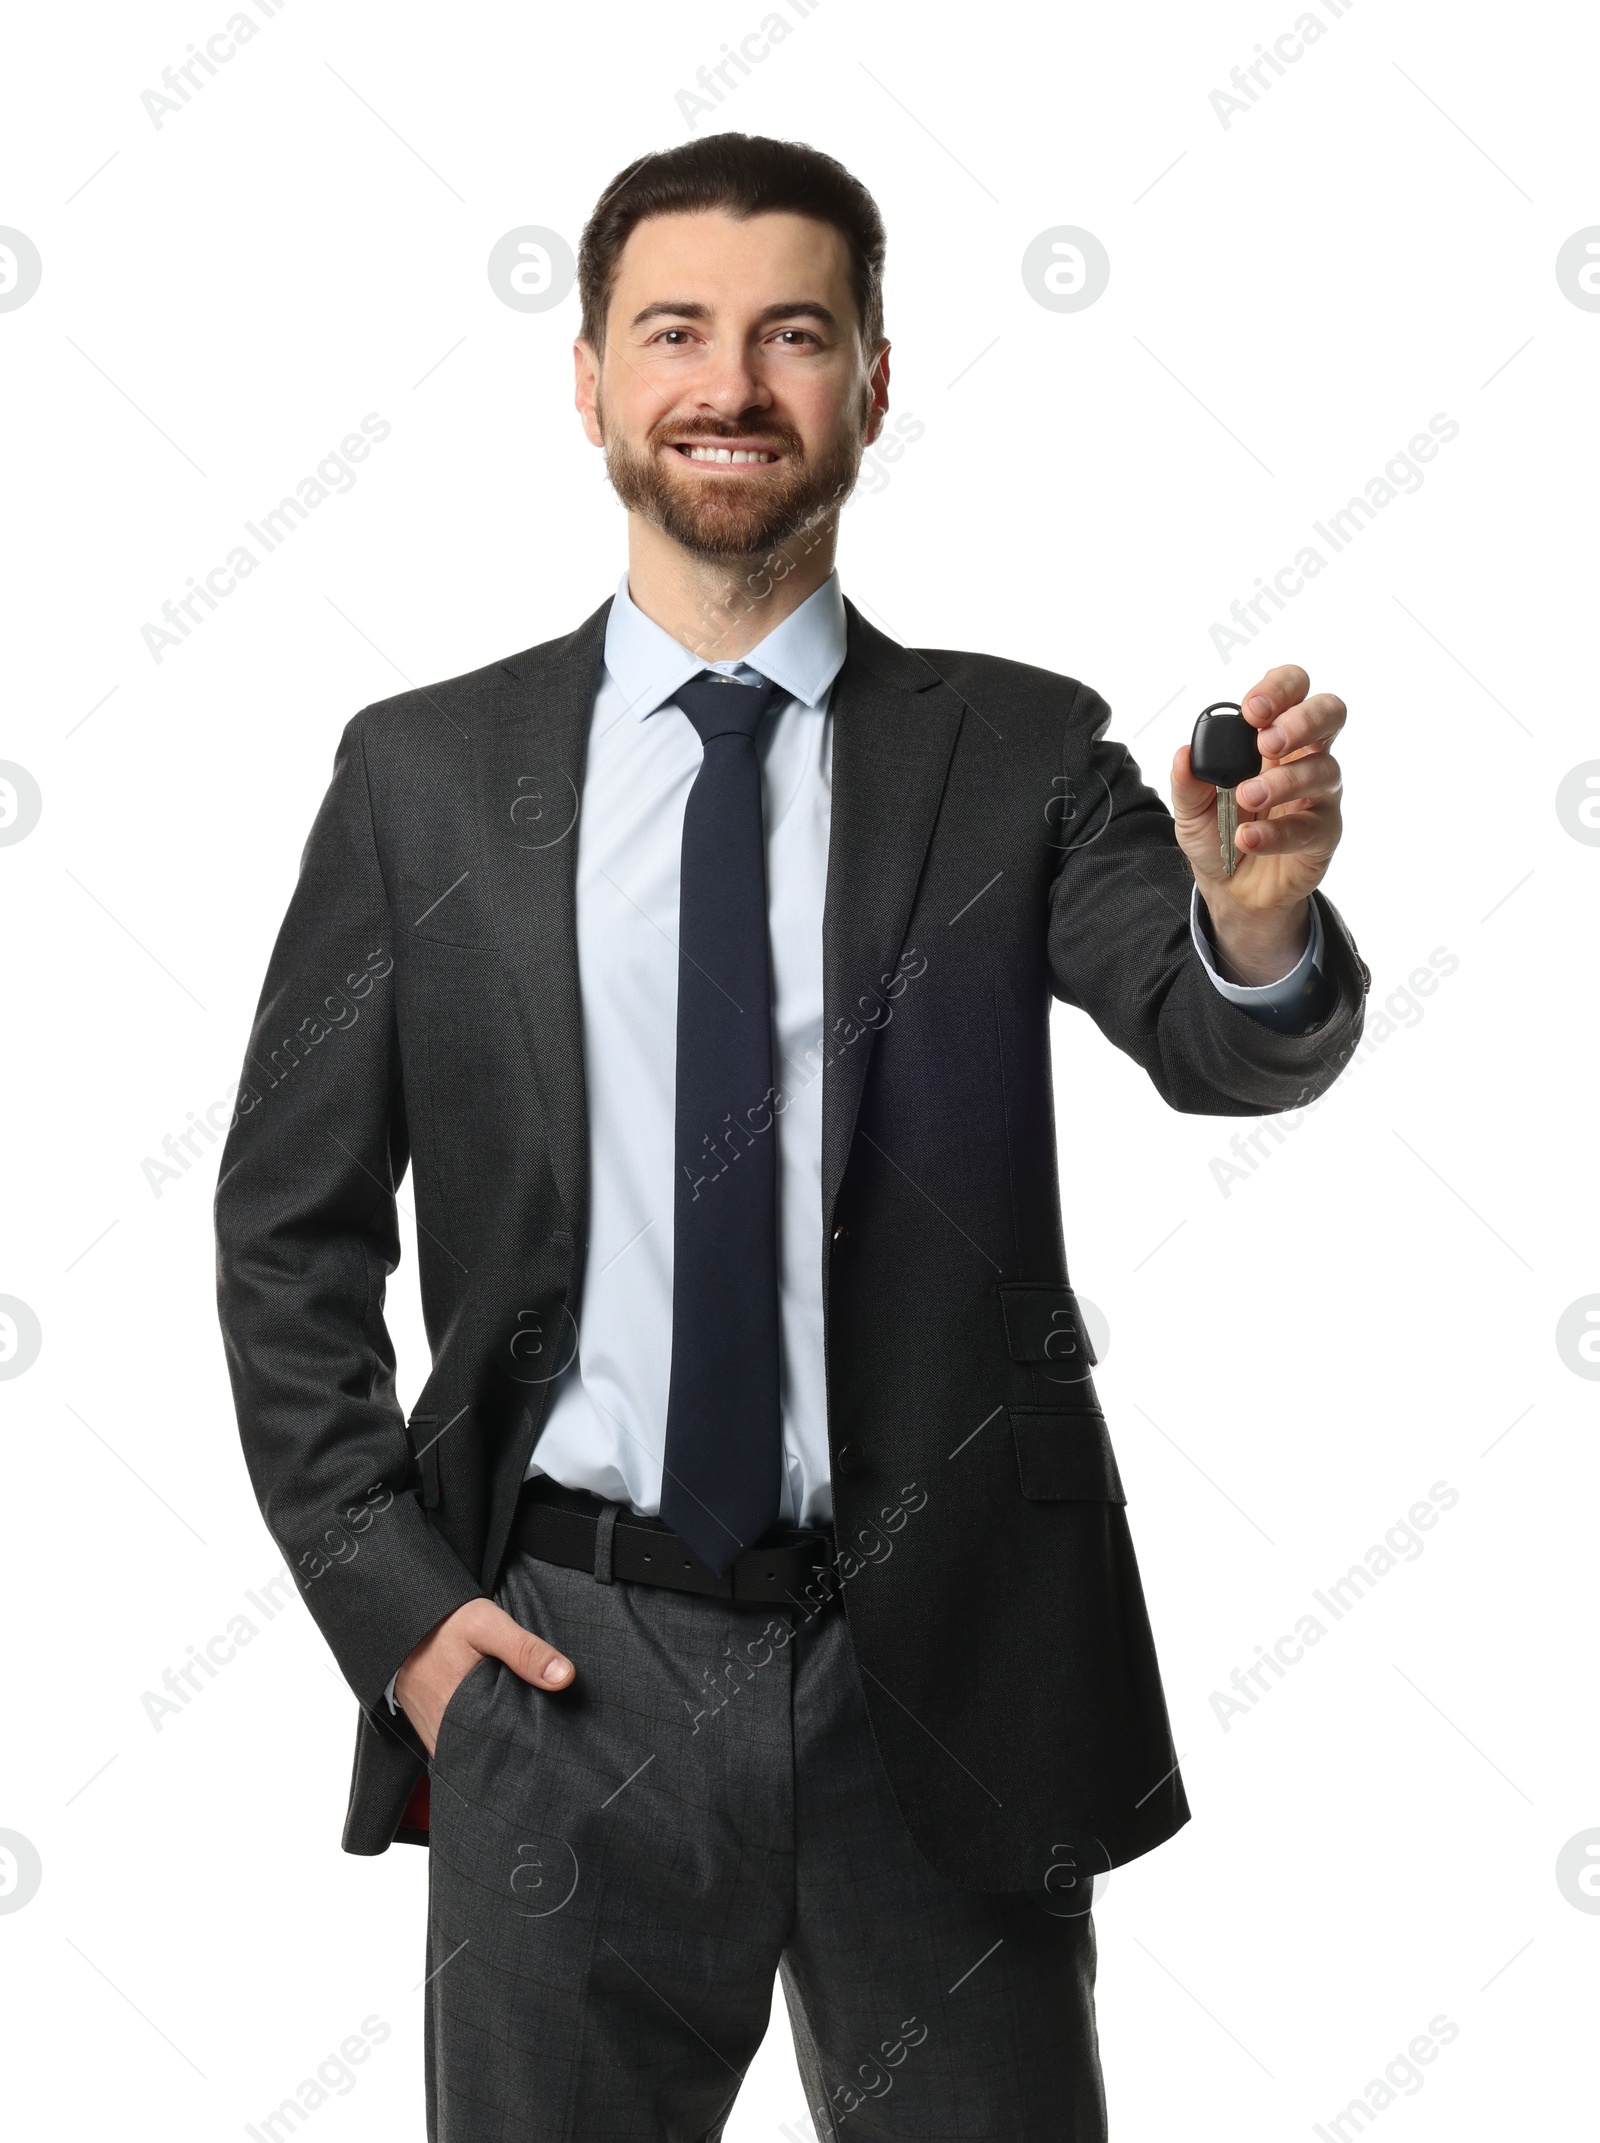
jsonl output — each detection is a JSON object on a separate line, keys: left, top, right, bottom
{"left": 477, "top": 1600, "right": 575, "bottom": 1687}
{"left": 1171, "top": 741, "right": 1219, "bottom": 809}
{"left": 1236, "top": 807, "right": 1339, "bottom": 856}
{"left": 1255, "top": 690, "right": 1347, "bottom": 761}
{"left": 1236, "top": 753, "right": 1342, "bottom": 813}
{"left": 1240, "top": 666, "right": 1311, "bottom": 742}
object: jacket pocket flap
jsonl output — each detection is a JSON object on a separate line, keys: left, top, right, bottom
{"left": 405, "top": 1412, "right": 442, "bottom": 1509}
{"left": 997, "top": 1282, "right": 1097, "bottom": 1368}
{"left": 1010, "top": 1406, "right": 1125, "bottom": 1503}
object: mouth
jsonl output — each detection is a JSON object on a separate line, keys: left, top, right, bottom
{"left": 665, "top": 440, "right": 785, "bottom": 470}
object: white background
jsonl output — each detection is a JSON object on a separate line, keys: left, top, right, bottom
{"left": 2, "top": 0, "right": 1595, "bottom": 2135}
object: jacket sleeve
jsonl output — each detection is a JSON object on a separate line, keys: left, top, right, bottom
{"left": 214, "top": 715, "right": 485, "bottom": 1711}
{"left": 1047, "top": 680, "right": 1368, "bottom": 1115}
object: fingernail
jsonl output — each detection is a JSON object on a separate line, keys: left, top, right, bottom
{"left": 1257, "top": 726, "right": 1285, "bottom": 754}
{"left": 1244, "top": 695, "right": 1272, "bottom": 718}
{"left": 543, "top": 1658, "right": 571, "bottom": 1683}
{"left": 1237, "top": 779, "right": 1266, "bottom": 806}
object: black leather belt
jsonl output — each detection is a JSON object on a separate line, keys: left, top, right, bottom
{"left": 510, "top": 1474, "right": 837, "bottom": 1606}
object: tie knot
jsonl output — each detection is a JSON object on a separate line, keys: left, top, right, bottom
{"left": 674, "top": 671, "right": 781, "bottom": 746}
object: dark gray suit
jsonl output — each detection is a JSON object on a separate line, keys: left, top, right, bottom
{"left": 215, "top": 595, "right": 1367, "bottom": 1894}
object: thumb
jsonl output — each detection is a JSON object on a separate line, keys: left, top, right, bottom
{"left": 476, "top": 1600, "right": 575, "bottom": 1689}
{"left": 1170, "top": 742, "right": 1234, "bottom": 886}
{"left": 1170, "top": 741, "right": 1217, "bottom": 823}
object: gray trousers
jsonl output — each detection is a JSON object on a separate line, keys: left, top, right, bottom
{"left": 424, "top": 1527, "right": 1106, "bottom": 2142}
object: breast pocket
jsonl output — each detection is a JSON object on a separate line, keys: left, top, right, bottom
{"left": 398, "top": 871, "right": 498, "bottom": 950}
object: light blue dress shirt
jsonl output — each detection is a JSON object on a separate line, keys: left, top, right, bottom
{"left": 385, "top": 574, "right": 1321, "bottom": 1708}
{"left": 527, "top": 572, "right": 842, "bottom": 1537}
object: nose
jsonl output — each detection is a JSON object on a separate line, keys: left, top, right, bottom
{"left": 690, "top": 334, "right": 774, "bottom": 423}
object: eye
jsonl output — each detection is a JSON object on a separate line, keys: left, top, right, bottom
{"left": 649, "top": 327, "right": 697, "bottom": 347}
{"left": 772, "top": 328, "right": 821, "bottom": 346}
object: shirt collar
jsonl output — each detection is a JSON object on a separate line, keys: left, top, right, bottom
{"left": 602, "top": 567, "right": 848, "bottom": 722}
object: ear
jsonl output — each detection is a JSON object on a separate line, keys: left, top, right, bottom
{"left": 574, "top": 337, "right": 604, "bottom": 448}
{"left": 864, "top": 339, "right": 891, "bottom": 446}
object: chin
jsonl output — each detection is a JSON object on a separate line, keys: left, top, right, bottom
{"left": 658, "top": 487, "right": 796, "bottom": 560}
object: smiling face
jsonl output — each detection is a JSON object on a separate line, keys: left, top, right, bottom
{"left": 576, "top": 209, "right": 889, "bottom": 562}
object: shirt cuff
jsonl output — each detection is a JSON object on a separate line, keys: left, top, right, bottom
{"left": 1189, "top": 885, "right": 1329, "bottom": 1031}
{"left": 384, "top": 1672, "right": 399, "bottom": 1715}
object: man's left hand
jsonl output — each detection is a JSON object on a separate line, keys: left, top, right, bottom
{"left": 1171, "top": 663, "right": 1347, "bottom": 986}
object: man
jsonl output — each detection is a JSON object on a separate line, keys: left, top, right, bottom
{"left": 216, "top": 132, "right": 1366, "bottom": 2141}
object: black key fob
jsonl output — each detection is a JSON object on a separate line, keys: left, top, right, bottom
{"left": 1190, "top": 701, "right": 1262, "bottom": 788}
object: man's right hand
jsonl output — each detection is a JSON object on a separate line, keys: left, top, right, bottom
{"left": 395, "top": 1598, "right": 575, "bottom": 1757}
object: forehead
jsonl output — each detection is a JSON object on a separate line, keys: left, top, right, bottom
{"left": 609, "top": 209, "right": 855, "bottom": 318}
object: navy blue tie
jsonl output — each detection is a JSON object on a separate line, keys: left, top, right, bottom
{"left": 660, "top": 671, "right": 785, "bottom": 1576}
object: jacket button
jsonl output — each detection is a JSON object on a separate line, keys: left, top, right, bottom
{"left": 831, "top": 1224, "right": 851, "bottom": 1252}
{"left": 835, "top": 1441, "right": 866, "bottom": 1476}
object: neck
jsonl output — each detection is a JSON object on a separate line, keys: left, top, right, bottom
{"left": 624, "top": 511, "right": 838, "bottom": 664}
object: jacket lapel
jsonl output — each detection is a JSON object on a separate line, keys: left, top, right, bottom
{"left": 474, "top": 599, "right": 611, "bottom": 1245}
{"left": 822, "top": 601, "right": 964, "bottom": 1225}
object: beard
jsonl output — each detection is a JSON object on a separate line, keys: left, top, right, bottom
{"left": 599, "top": 398, "right": 869, "bottom": 562}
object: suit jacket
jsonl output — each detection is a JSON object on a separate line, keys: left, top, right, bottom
{"left": 214, "top": 594, "right": 1368, "bottom": 1887}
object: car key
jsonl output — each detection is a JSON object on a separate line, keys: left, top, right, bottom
{"left": 1190, "top": 700, "right": 1264, "bottom": 878}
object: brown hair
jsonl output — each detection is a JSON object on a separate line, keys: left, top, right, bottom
{"left": 577, "top": 132, "right": 886, "bottom": 356}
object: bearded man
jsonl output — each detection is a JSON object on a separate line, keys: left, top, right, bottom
{"left": 216, "top": 130, "right": 1365, "bottom": 2142}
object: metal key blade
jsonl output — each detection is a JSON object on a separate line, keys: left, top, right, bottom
{"left": 1217, "top": 787, "right": 1239, "bottom": 876}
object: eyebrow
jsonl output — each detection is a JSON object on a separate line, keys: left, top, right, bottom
{"left": 628, "top": 299, "right": 841, "bottom": 333}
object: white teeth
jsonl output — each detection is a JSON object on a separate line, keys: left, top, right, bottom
{"left": 680, "top": 446, "right": 775, "bottom": 464}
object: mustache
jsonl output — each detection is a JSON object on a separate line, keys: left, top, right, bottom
{"left": 649, "top": 415, "right": 806, "bottom": 457}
